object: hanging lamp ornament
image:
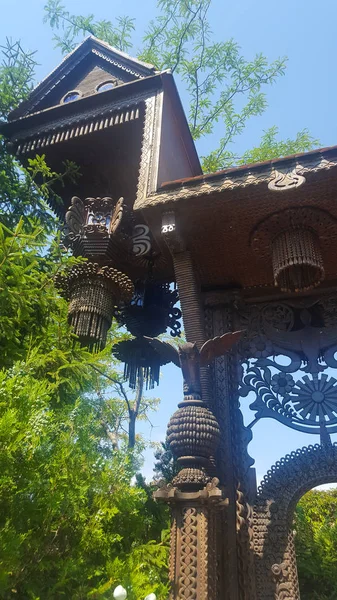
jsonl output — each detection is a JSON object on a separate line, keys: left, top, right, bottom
{"left": 55, "top": 262, "right": 134, "bottom": 350}
{"left": 272, "top": 227, "right": 324, "bottom": 292}
{"left": 118, "top": 279, "right": 181, "bottom": 338}
{"left": 112, "top": 337, "right": 172, "bottom": 389}
{"left": 251, "top": 207, "right": 337, "bottom": 293}
{"left": 112, "top": 255, "right": 182, "bottom": 388}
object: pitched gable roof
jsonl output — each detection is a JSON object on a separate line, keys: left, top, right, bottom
{"left": 9, "top": 36, "right": 157, "bottom": 121}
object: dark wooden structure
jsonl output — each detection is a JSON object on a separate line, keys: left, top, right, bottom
{"left": 3, "top": 36, "right": 337, "bottom": 600}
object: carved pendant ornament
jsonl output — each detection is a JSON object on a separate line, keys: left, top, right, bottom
{"left": 112, "top": 277, "right": 182, "bottom": 389}
{"left": 251, "top": 207, "right": 337, "bottom": 293}
{"left": 59, "top": 195, "right": 163, "bottom": 352}
{"left": 55, "top": 262, "right": 134, "bottom": 350}
{"left": 238, "top": 298, "right": 337, "bottom": 435}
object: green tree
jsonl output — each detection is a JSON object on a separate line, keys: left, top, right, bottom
{"left": 44, "top": 0, "right": 318, "bottom": 171}
{"left": 0, "top": 220, "right": 169, "bottom": 599}
{"left": 295, "top": 489, "right": 337, "bottom": 600}
{"left": 0, "top": 2, "right": 325, "bottom": 597}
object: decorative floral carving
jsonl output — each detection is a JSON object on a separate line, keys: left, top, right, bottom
{"left": 238, "top": 299, "right": 337, "bottom": 435}
{"left": 291, "top": 373, "right": 337, "bottom": 421}
{"left": 249, "top": 335, "right": 273, "bottom": 359}
{"left": 271, "top": 373, "right": 295, "bottom": 396}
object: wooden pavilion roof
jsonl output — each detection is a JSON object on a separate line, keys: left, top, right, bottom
{"left": 139, "top": 145, "right": 337, "bottom": 295}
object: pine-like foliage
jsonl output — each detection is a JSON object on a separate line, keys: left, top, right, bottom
{"left": 295, "top": 489, "right": 337, "bottom": 600}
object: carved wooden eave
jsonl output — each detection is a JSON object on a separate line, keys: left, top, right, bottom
{"left": 136, "top": 147, "right": 337, "bottom": 208}
{"left": 136, "top": 146, "right": 337, "bottom": 294}
{"left": 2, "top": 75, "right": 160, "bottom": 154}
{"left": 0, "top": 38, "right": 201, "bottom": 232}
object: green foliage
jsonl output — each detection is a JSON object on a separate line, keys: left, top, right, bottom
{"left": 0, "top": 219, "right": 60, "bottom": 368}
{"left": 153, "top": 441, "right": 179, "bottom": 484}
{"left": 295, "top": 489, "right": 337, "bottom": 600}
{"left": 0, "top": 221, "right": 169, "bottom": 598}
{"left": 238, "top": 126, "right": 319, "bottom": 166}
{"left": 44, "top": 0, "right": 319, "bottom": 171}
{"left": 44, "top": 0, "right": 135, "bottom": 54}
{"left": 0, "top": 38, "right": 36, "bottom": 118}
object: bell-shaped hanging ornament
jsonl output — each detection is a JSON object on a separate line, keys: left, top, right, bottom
{"left": 55, "top": 262, "right": 134, "bottom": 350}
{"left": 272, "top": 227, "right": 324, "bottom": 292}
{"left": 250, "top": 207, "right": 337, "bottom": 293}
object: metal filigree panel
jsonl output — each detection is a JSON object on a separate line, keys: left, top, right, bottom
{"left": 236, "top": 296, "right": 337, "bottom": 435}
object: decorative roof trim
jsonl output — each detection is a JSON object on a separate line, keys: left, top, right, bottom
{"left": 91, "top": 48, "right": 148, "bottom": 78}
{"left": 9, "top": 36, "right": 157, "bottom": 121}
{"left": 135, "top": 154, "right": 337, "bottom": 209}
{"left": 15, "top": 107, "right": 140, "bottom": 155}
{"left": 11, "top": 90, "right": 151, "bottom": 142}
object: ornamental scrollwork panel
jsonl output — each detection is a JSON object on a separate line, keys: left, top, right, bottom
{"left": 253, "top": 443, "right": 337, "bottom": 600}
{"left": 236, "top": 296, "right": 337, "bottom": 435}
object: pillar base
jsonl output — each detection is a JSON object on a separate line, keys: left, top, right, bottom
{"left": 155, "top": 479, "right": 228, "bottom": 600}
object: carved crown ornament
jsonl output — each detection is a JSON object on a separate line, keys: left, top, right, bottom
{"left": 64, "top": 195, "right": 125, "bottom": 246}
{"left": 64, "top": 195, "right": 153, "bottom": 259}
{"left": 250, "top": 206, "right": 337, "bottom": 293}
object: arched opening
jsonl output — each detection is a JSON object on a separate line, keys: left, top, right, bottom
{"left": 253, "top": 444, "right": 337, "bottom": 600}
{"left": 295, "top": 484, "right": 337, "bottom": 600}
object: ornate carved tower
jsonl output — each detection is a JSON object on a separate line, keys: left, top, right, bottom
{"left": 3, "top": 37, "right": 337, "bottom": 600}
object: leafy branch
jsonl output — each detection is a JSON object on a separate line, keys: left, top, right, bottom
{"left": 43, "top": 0, "right": 318, "bottom": 172}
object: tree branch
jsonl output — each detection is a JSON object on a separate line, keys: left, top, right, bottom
{"left": 90, "top": 364, "right": 132, "bottom": 415}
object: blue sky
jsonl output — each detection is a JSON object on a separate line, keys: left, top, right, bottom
{"left": 2, "top": 0, "right": 337, "bottom": 483}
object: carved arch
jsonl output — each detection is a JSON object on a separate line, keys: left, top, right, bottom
{"left": 253, "top": 443, "right": 337, "bottom": 599}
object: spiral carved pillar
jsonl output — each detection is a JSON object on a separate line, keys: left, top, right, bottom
{"left": 156, "top": 211, "right": 228, "bottom": 599}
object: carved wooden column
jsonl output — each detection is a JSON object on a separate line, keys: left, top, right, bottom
{"left": 204, "top": 294, "right": 257, "bottom": 600}
{"left": 156, "top": 482, "right": 226, "bottom": 600}
{"left": 161, "top": 211, "right": 210, "bottom": 404}
{"left": 156, "top": 211, "right": 229, "bottom": 600}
